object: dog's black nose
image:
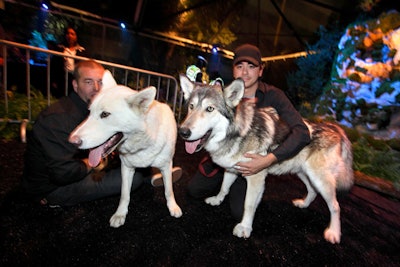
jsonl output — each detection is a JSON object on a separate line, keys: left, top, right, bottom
{"left": 178, "top": 127, "right": 191, "bottom": 139}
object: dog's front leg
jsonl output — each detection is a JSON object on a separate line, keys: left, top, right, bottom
{"left": 233, "top": 172, "right": 266, "bottom": 238}
{"left": 109, "top": 165, "right": 135, "bottom": 228}
{"left": 205, "top": 171, "right": 237, "bottom": 206}
{"left": 160, "top": 164, "right": 182, "bottom": 218}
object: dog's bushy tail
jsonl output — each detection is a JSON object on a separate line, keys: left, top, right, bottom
{"left": 337, "top": 127, "right": 354, "bottom": 191}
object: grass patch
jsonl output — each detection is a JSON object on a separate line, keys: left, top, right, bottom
{"left": 343, "top": 126, "right": 400, "bottom": 185}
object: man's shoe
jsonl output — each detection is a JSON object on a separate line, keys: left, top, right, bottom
{"left": 40, "top": 198, "right": 61, "bottom": 208}
{"left": 151, "top": 167, "right": 182, "bottom": 187}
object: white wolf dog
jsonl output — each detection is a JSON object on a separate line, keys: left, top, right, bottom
{"left": 69, "top": 70, "right": 182, "bottom": 228}
{"left": 178, "top": 75, "right": 353, "bottom": 244}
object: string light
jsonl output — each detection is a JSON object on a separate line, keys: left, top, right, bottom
{"left": 211, "top": 45, "right": 219, "bottom": 54}
{"left": 41, "top": 1, "right": 50, "bottom": 10}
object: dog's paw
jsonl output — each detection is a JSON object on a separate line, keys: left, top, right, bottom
{"left": 324, "top": 227, "right": 341, "bottom": 244}
{"left": 233, "top": 223, "right": 252, "bottom": 238}
{"left": 109, "top": 214, "right": 126, "bottom": 228}
{"left": 169, "top": 205, "right": 183, "bottom": 218}
{"left": 292, "top": 198, "right": 308, "bottom": 208}
{"left": 205, "top": 196, "right": 223, "bottom": 206}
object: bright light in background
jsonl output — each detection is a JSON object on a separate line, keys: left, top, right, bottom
{"left": 211, "top": 45, "right": 218, "bottom": 54}
{"left": 120, "top": 22, "right": 126, "bottom": 29}
{"left": 41, "top": 0, "right": 50, "bottom": 10}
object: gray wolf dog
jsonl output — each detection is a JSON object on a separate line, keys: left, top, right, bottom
{"left": 69, "top": 71, "right": 182, "bottom": 228}
{"left": 178, "top": 75, "right": 353, "bottom": 244}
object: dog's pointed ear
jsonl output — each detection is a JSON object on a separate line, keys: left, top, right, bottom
{"left": 224, "top": 78, "right": 244, "bottom": 107}
{"left": 179, "top": 74, "right": 195, "bottom": 101}
{"left": 102, "top": 70, "right": 117, "bottom": 90}
{"left": 127, "top": 86, "right": 156, "bottom": 113}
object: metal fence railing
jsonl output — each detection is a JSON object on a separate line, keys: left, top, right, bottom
{"left": 0, "top": 39, "right": 184, "bottom": 142}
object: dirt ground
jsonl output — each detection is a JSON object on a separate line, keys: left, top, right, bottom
{"left": 0, "top": 138, "right": 399, "bottom": 267}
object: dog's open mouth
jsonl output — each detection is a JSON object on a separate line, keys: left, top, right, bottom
{"left": 88, "top": 132, "right": 123, "bottom": 167}
{"left": 184, "top": 130, "right": 211, "bottom": 154}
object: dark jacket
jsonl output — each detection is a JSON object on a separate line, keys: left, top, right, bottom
{"left": 22, "top": 91, "right": 90, "bottom": 199}
{"left": 255, "top": 82, "right": 311, "bottom": 162}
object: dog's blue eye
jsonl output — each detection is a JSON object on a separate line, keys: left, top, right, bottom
{"left": 100, "top": 111, "right": 110, "bottom": 118}
{"left": 207, "top": 106, "right": 214, "bottom": 112}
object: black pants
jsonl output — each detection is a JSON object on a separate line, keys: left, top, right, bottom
{"left": 45, "top": 167, "right": 151, "bottom": 206}
{"left": 187, "top": 155, "right": 247, "bottom": 221}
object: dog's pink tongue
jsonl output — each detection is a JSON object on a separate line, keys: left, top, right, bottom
{"left": 185, "top": 140, "right": 200, "bottom": 154}
{"left": 88, "top": 145, "right": 105, "bottom": 167}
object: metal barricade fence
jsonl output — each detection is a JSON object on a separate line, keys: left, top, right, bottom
{"left": 0, "top": 39, "right": 185, "bottom": 142}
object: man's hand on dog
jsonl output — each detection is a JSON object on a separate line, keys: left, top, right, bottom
{"left": 234, "top": 153, "right": 277, "bottom": 176}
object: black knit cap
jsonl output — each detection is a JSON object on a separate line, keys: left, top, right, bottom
{"left": 233, "top": 44, "right": 262, "bottom": 66}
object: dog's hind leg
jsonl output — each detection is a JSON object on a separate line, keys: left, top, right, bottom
{"left": 159, "top": 163, "right": 182, "bottom": 218}
{"left": 110, "top": 166, "right": 135, "bottom": 228}
{"left": 233, "top": 173, "right": 266, "bottom": 238}
{"left": 292, "top": 172, "right": 317, "bottom": 208}
{"left": 317, "top": 174, "right": 341, "bottom": 244}
{"left": 205, "top": 171, "right": 237, "bottom": 206}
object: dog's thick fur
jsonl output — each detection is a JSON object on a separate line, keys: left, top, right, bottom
{"left": 178, "top": 75, "right": 354, "bottom": 244}
{"left": 69, "top": 71, "right": 182, "bottom": 228}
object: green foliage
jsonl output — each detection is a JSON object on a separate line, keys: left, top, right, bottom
{"left": 284, "top": 9, "right": 400, "bottom": 184}
{"left": 161, "top": 1, "right": 241, "bottom": 47}
{"left": 348, "top": 73, "right": 362, "bottom": 82}
{"left": 390, "top": 69, "right": 400, "bottom": 80}
{"left": 0, "top": 122, "right": 19, "bottom": 141}
{"left": 0, "top": 89, "right": 53, "bottom": 141}
{"left": 375, "top": 81, "right": 395, "bottom": 97}
{"left": 318, "top": 10, "right": 400, "bottom": 128}
{"left": 286, "top": 25, "right": 344, "bottom": 106}
{"left": 374, "top": 11, "right": 400, "bottom": 33}
{"left": 387, "top": 138, "right": 400, "bottom": 151}
{"left": 312, "top": 82, "right": 348, "bottom": 120}
{"left": 341, "top": 126, "right": 400, "bottom": 183}
{"left": 342, "top": 126, "right": 361, "bottom": 143}
{"left": 351, "top": 135, "right": 400, "bottom": 183}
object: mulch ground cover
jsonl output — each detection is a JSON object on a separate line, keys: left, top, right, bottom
{"left": 1, "top": 138, "right": 399, "bottom": 266}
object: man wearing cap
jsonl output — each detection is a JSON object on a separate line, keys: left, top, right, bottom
{"left": 187, "top": 44, "right": 311, "bottom": 221}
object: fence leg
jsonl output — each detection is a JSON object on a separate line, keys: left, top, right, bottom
{"left": 20, "top": 119, "right": 29, "bottom": 143}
